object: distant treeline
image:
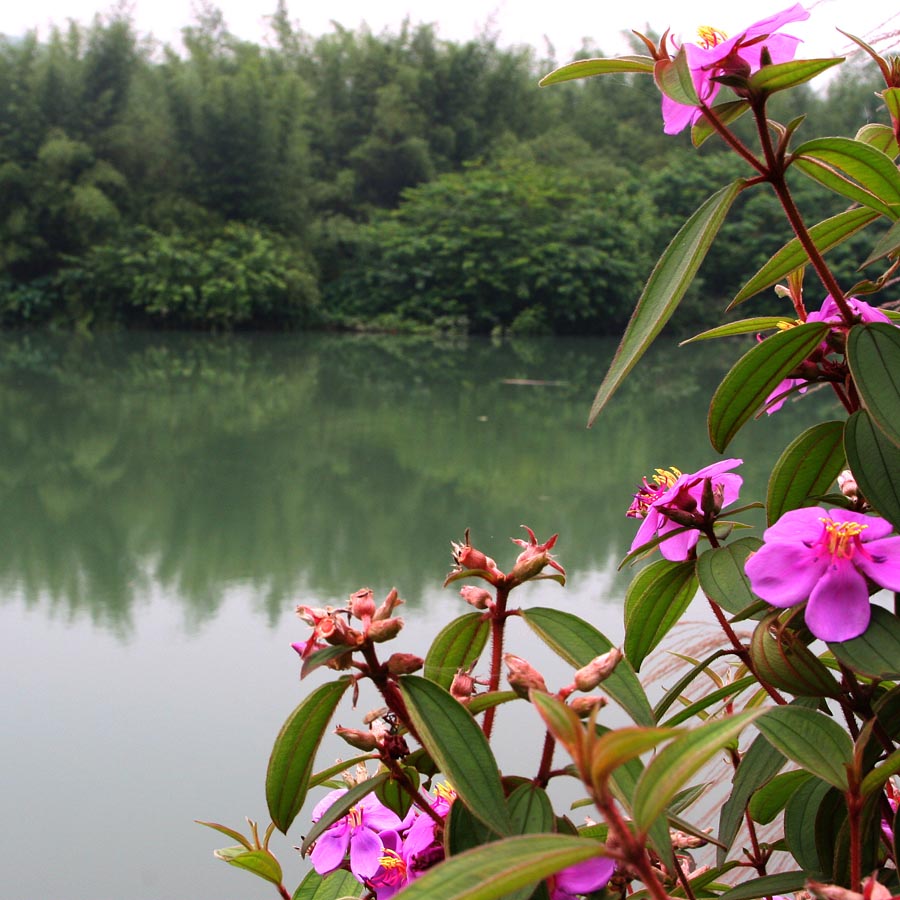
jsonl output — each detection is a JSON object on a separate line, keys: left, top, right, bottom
{"left": 0, "top": 6, "right": 888, "bottom": 333}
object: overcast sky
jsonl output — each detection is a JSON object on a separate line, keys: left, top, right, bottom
{"left": 3, "top": 0, "right": 898, "bottom": 65}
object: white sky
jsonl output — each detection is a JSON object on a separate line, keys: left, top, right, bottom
{"left": 3, "top": 0, "right": 899, "bottom": 65}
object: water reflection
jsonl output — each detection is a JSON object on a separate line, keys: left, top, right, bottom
{"left": 0, "top": 331, "right": 838, "bottom": 635}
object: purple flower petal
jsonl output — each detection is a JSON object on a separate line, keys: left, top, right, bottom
{"left": 805, "top": 559, "right": 871, "bottom": 642}
{"left": 310, "top": 826, "right": 350, "bottom": 875}
{"left": 857, "top": 537, "right": 900, "bottom": 591}
{"left": 349, "top": 825, "right": 386, "bottom": 879}
{"left": 745, "top": 541, "right": 826, "bottom": 607}
{"left": 659, "top": 527, "right": 700, "bottom": 562}
{"left": 555, "top": 856, "right": 615, "bottom": 895}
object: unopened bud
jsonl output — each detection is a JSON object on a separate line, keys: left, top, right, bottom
{"left": 386, "top": 652, "right": 424, "bottom": 675}
{"left": 658, "top": 505, "right": 700, "bottom": 528}
{"left": 807, "top": 882, "right": 864, "bottom": 900}
{"left": 367, "top": 617, "right": 404, "bottom": 642}
{"left": 334, "top": 726, "right": 380, "bottom": 751}
{"left": 295, "top": 604, "right": 328, "bottom": 625}
{"left": 670, "top": 829, "right": 710, "bottom": 849}
{"left": 568, "top": 695, "right": 607, "bottom": 718}
{"left": 838, "top": 469, "right": 859, "bottom": 502}
{"left": 450, "top": 669, "right": 476, "bottom": 702}
{"left": 373, "top": 588, "right": 404, "bottom": 621}
{"left": 504, "top": 653, "right": 548, "bottom": 699}
{"left": 349, "top": 588, "right": 376, "bottom": 621}
{"left": 574, "top": 649, "right": 623, "bottom": 691}
{"left": 459, "top": 585, "right": 492, "bottom": 609}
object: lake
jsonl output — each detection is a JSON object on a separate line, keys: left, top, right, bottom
{"left": 0, "top": 331, "right": 837, "bottom": 899}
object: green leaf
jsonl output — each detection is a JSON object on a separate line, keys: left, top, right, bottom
{"left": 587, "top": 180, "right": 743, "bottom": 426}
{"left": 708, "top": 323, "right": 830, "bottom": 451}
{"left": 467, "top": 691, "right": 519, "bottom": 716}
{"left": 680, "top": 317, "right": 788, "bottom": 344}
{"left": 847, "top": 322, "right": 900, "bottom": 448}
{"left": 828, "top": 605, "right": 900, "bottom": 680}
{"left": 784, "top": 776, "right": 832, "bottom": 875}
{"left": 531, "top": 692, "right": 586, "bottom": 764}
{"left": 299, "top": 774, "right": 389, "bottom": 857}
{"left": 860, "top": 746, "right": 900, "bottom": 798}
{"left": 731, "top": 207, "right": 879, "bottom": 307}
{"left": 855, "top": 123, "right": 899, "bottom": 160}
{"left": 654, "top": 649, "right": 731, "bottom": 721}
{"left": 624, "top": 559, "right": 698, "bottom": 671}
{"left": 376, "top": 766, "right": 418, "bottom": 819}
{"left": 749, "top": 58, "right": 842, "bottom": 93}
{"left": 845, "top": 410, "right": 900, "bottom": 530}
{"left": 387, "top": 834, "right": 606, "bottom": 900}
{"left": 589, "top": 727, "right": 680, "bottom": 787}
{"left": 766, "top": 421, "right": 846, "bottom": 525}
{"left": 539, "top": 56, "right": 654, "bottom": 86}
{"left": 633, "top": 710, "right": 762, "bottom": 833}
{"left": 716, "top": 871, "right": 808, "bottom": 900}
{"left": 522, "top": 607, "right": 655, "bottom": 726}
{"left": 660, "top": 675, "right": 757, "bottom": 728}
{"left": 692, "top": 100, "right": 750, "bottom": 148}
{"left": 717, "top": 725, "right": 791, "bottom": 865}
{"left": 266, "top": 678, "right": 352, "bottom": 833}
{"left": 196, "top": 819, "right": 253, "bottom": 850}
{"left": 756, "top": 706, "right": 853, "bottom": 790}
{"left": 793, "top": 156, "right": 898, "bottom": 219}
{"left": 399, "top": 675, "right": 511, "bottom": 835}
{"left": 654, "top": 49, "right": 699, "bottom": 106}
{"left": 793, "top": 137, "right": 900, "bottom": 215}
{"left": 424, "top": 613, "right": 490, "bottom": 690}
{"left": 301, "top": 644, "right": 355, "bottom": 679}
{"left": 749, "top": 613, "right": 841, "bottom": 698}
{"left": 862, "top": 218, "right": 900, "bottom": 267}
{"left": 213, "top": 846, "right": 283, "bottom": 885}
{"left": 697, "top": 538, "right": 763, "bottom": 617}
{"left": 748, "top": 770, "right": 813, "bottom": 824}
{"left": 293, "top": 868, "right": 365, "bottom": 900}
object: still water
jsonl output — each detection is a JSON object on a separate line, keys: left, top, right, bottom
{"left": 0, "top": 331, "right": 836, "bottom": 899}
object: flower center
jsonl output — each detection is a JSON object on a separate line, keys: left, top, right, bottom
{"left": 347, "top": 805, "right": 363, "bottom": 829}
{"left": 818, "top": 517, "right": 868, "bottom": 560}
{"left": 627, "top": 467, "right": 681, "bottom": 519}
{"left": 697, "top": 26, "right": 728, "bottom": 49}
{"left": 376, "top": 849, "right": 408, "bottom": 885}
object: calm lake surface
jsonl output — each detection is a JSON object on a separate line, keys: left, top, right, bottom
{"left": 0, "top": 331, "right": 836, "bottom": 899}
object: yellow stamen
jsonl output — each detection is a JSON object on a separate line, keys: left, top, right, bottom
{"left": 379, "top": 849, "right": 407, "bottom": 872}
{"left": 653, "top": 467, "right": 681, "bottom": 489}
{"left": 347, "top": 805, "right": 362, "bottom": 829}
{"left": 820, "top": 517, "right": 867, "bottom": 558}
{"left": 697, "top": 26, "right": 728, "bottom": 49}
{"left": 435, "top": 782, "right": 457, "bottom": 803}
{"left": 776, "top": 319, "right": 803, "bottom": 331}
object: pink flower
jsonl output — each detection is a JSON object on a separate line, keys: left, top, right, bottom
{"left": 309, "top": 788, "right": 403, "bottom": 880}
{"left": 550, "top": 855, "right": 616, "bottom": 900}
{"left": 628, "top": 459, "right": 743, "bottom": 560}
{"left": 661, "top": 4, "right": 809, "bottom": 134}
{"left": 745, "top": 507, "right": 900, "bottom": 641}
{"left": 764, "top": 295, "right": 894, "bottom": 414}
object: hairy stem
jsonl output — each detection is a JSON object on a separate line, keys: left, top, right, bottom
{"left": 482, "top": 584, "right": 510, "bottom": 740}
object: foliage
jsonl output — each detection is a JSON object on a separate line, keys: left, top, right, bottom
{"left": 199, "top": 11, "right": 900, "bottom": 900}
{"left": 0, "top": 11, "right": 892, "bottom": 331}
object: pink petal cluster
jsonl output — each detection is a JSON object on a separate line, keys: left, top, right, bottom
{"left": 628, "top": 459, "right": 743, "bottom": 561}
{"left": 662, "top": 4, "right": 809, "bottom": 134}
{"left": 550, "top": 856, "right": 616, "bottom": 900}
{"left": 311, "top": 784, "right": 456, "bottom": 899}
{"left": 765, "top": 294, "right": 894, "bottom": 413}
{"left": 745, "top": 507, "right": 900, "bottom": 641}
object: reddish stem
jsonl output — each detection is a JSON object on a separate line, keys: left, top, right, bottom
{"left": 482, "top": 584, "right": 510, "bottom": 740}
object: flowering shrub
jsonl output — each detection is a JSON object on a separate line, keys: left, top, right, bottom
{"left": 201, "top": 8, "right": 900, "bottom": 900}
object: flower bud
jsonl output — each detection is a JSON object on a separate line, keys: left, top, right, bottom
{"left": 450, "top": 668, "right": 476, "bottom": 702}
{"left": 670, "top": 829, "right": 709, "bottom": 849}
{"left": 807, "top": 882, "right": 865, "bottom": 900}
{"left": 508, "top": 526, "right": 565, "bottom": 586}
{"left": 295, "top": 604, "right": 328, "bottom": 625}
{"left": 349, "top": 588, "right": 376, "bottom": 621}
{"left": 386, "top": 652, "right": 424, "bottom": 675}
{"left": 334, "top": 726, "right": 380, "bottom": 751}
{"left": 573, "top": 648, "right": 623, "bottom": 691}
{"left": 568, "top": 695, "right": 607, "bottom": 718}
{"left": 366, "top": 617, "right": 404, "bottom": 642}
{"left": 373, "top": 588, "right": 404, "bottom": 621}
{"left": 504, "top": 653, "right": 548, "bottom": 699}
{"left": 838, "top": 469, "right": 859, "bottom": 502}
{"left": 459, "top": 585, "right": 492, "bottom": 609}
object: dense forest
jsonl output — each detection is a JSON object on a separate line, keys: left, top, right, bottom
{"left": 0, "top": 5, "right": 890, "bottom": 334}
